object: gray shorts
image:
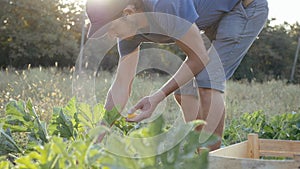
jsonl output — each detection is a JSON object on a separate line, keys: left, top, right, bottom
{"left": 175, "top": 0, "right": 268, "bottom": 95}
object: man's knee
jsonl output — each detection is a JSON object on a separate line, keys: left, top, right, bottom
{"left": 174, "top": 94, "right": 181, "bottom": 104}
{"left": 199, "top": 88, "right": 222, "bottom": 100}
{"left": 198, "top": 87, "right": 225, "bottom": 116}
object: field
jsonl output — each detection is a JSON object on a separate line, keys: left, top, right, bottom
{"left": 0, "top": 67, "right": 299, "bottom": 168}
{"left": 1, "top": 67, "right": 299, "bottom": 123}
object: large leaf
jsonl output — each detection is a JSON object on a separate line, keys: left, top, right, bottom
{"left": 62, "top": 97, "right": 80, "bottom": 129}
{"left": 102, "top": 118, "right": 211, "bottom": 169}
{"left": 0, "top": 127, "right": 23, "bottom": 156}
{"left": 26, "top": 100, "right": 49, "bottom": 144}
{"left": 53, "top": 108, "right": 76, "bottom": 139}
{"left": 0, "top": 160, "right": 10, "bottom": 169}
{"left": 77, "top": 103, "right": 96, "bottom": 129}
{"left": 48, "top": 98, "right": 84, "bottom": 139}
{"left": 102, "top": 108, "right": 121, "bottom": 126}
{"left": 1, "top": 100, "right": 34, "bottom": 132}
{"left": 0, "top": 99, "right": 49, "bottom": 151}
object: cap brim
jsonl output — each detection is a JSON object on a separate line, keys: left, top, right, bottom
{"left": 87, "top": 21, "right": 111, "bottom": 39}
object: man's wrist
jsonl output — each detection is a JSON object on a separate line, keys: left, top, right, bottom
{"left": 151, "top": 90, "right": 166, "bottom": 102}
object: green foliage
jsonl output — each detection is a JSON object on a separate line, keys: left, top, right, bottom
{"left": 50, "top": 107, "right": 78, "bottom": 140}
{"left": 0, "top": 0, "right": 82, "bottom": 68}
{"left": 128, "top": 115, "right": 166, "bottom": 138}
{"left": 102, "top": 108, "right": 121, "bottom": 127}
{"left": 0, "top": 67, "right": 75, "bottom": 123}
{"left": 262, "top": 112, "right": 300, "bottom": 140}
{"left": 49, "top": 98, "right": 80, "bottom": 139}
{"left": 1, "top": 100, "right": 49, "bottom": 147}
{"left": 223, "top": 110, "right": 300, "bottom": 145}
{"left": 0, "top": 99, "right": 215, "bottom": 168}
{"left": 14, "top": 136, "right": 106, "bottom": 169}
{"left": 233, "top": 21, "right": 300, "bottom": 82}
{"left": 0, "top": 160, "right": 10, "bottom": 169}
{"left": 0, "top": 127, "right": 22, "bottom": 156}
{"left": 113, "top": 117, "right": 136, "bottom": 135}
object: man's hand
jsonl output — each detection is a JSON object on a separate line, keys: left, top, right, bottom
{"left": 126, "top": 91, "right": 165, "bottom": 122}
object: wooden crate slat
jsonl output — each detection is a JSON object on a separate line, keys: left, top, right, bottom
{"left": 294, "top": 154, "right": 300, "bottom": 161}
{"left": 210, "top": 141, "right": 248, "bottom": 158}
{"left": 209, "top": 134, "right": 300, "bottom": 169}
{"left": 248, "top": 134, "right": 260, "bottom": 159}
{"left": 259, "top": 139, "right": 300, "bottom": 158}
{"left": 209, "top": 156, "right": 300, "bottom": 169}
{"left": 260, "top": 150, "right": 299, "bottom": 158}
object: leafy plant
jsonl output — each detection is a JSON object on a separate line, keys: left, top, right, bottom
{"left": 0, "top": 127, "right": 23, "bottom": 156}
{"left": 0, "top": 99, "right": 50, "bottom": 152}
{"left": 0, "top": 98, "right": 216, "bottom": 168}
{"left": 223, "top": 110, "right": 300, "bottom": 145}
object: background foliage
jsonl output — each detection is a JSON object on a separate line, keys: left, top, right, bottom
{"left": 0, "top": 1, "right": 300, "bottom": 82}
{"left": 233, "top": 20, "right": 300, "bottom": 82}
{"left": 0, "top": 98, "right": 212, "bottom": 168}
{"left": 0, "top": 0, "right": 82, "bottom": 68}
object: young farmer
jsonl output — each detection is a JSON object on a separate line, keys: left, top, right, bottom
{"left": 86, "top": 0, "right": 268, "bottom": 150}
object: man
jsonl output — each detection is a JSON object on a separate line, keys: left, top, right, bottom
{"left": 86, "top": 0, "right": 268, "bottom": 150}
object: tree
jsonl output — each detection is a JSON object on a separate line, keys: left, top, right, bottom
{"left": 0, "top": 0, "right": 83, "bottom": 68}
{"left": 233, "top": 20, "right": 300, "bottom": 82}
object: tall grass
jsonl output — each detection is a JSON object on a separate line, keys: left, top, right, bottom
{"left": 226, "top": 80, "right": 300, "bottom": 121}
{"left": 0, "top": 67, "right": 73, "bottom": 121}
{"left": 1, "top": 67, "right": 299, "bottom": 124}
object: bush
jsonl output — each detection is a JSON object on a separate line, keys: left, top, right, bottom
{"left": 0, "top": 98, "right": 215, "bottom": 169}
{"left": 223, "top": 110, "right": 300, "bottom": 146}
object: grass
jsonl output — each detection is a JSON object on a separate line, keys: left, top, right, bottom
{"left": 1, "top": 67, "right": 299, "bottom": 124}
{"left": 225, "top": 80, "right": 300, "bottom": 121}
{"left": 0, "top": 67, "right": 73, "bottom": 121}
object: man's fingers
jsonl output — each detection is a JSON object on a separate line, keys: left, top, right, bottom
{"left": 127, "top": 97, "right": 151, "bottom": 122}
{"left": 129, "top": 100, "right": 144, "bottom": 114}
{"left": 128, "top": 107, "right": 137, "bottom": 115}
{"left": 126, "top": 114, "right": 143, "bottom": 122}
{"left": 126, "top": 111, "right": 150, "bottom": 122}
{"left": 127, "top": 112, "right": 138, "bottom": 119}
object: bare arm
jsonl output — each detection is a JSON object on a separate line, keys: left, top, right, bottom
{"left": 127, "top": 23, "right": 209, "bottom": 122}
{"left": 105, "top": 47, "right": 140, "bottom": 112}
{"left": 158, "top": 23, "right": 209, "bottom": 98}
{"left": 96, "top": 47, "right": 139, "bottom": 143}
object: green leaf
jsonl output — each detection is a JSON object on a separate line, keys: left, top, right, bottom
{"left": 55, "top": 109, "right": 75, "bottom": 139}
{"left": 263, "top": 125, "right": 274, "bottom": 133}
{"left": 1, "top": 100, "right": 49, "bottom": 147}
{"left": 62, "top": 97, "right": 77, "bottom": 117}
{"left": 15, "top": 156, "right": 38, "bottom": 169}
{"left": 103, "top": 108, "right": 121, "bottom": 126}
{"left": 1, "top": 123, "right": 28, "bottom": 132}
{"left": 77, "top": 103, "right": 94, "bottom": 129}
{"left": 88, "top": 125, "right": 109, "bottom": 139}
{"left": 27, "top": 100, "right": 49, "bottom": 144}
{"left": 48, "top": 107, "right": 63, "bottom": 135}
{"left": 0, "top": 127, "right": 23, "bottom": 156}
{"left": 128, "top": 115, "right": 165, "bottom": 138}
{"left": 3, "top": 100, "right": 34, "bottom": 130}
{"left": 180, "top": 149, "right": 209, "bottom": 169}
{"left": 36, "top": 121, "right": 49, "bottom": 143}
{"left": 5, "top": 100, "right": 27, "bottom": 121}
{"left": 0, "top": 160, "right": 10, "bottom": 169}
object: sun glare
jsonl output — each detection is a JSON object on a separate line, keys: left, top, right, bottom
{"left": 61, "top": 0, "right": 86, "bottom": 6}
{"left": 59, "top": 0, "right": 86, "bottom": 13}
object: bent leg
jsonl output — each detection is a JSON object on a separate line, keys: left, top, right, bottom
{"left": 174, "top": 88, "right": 225, "bottom": 151}
{"left": 197, "top": 88, "right": 225, "bottom": 151}
{"left": 174, "top": 0, "right": 268, "bottom": 151}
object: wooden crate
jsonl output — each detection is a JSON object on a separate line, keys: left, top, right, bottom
{"left": 208, "top": 134, "right": 300, "bottom": 169}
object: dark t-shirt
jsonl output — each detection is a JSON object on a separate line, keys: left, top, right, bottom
{"left": 118, "top": 0, "right": 240, "bottom": 56}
